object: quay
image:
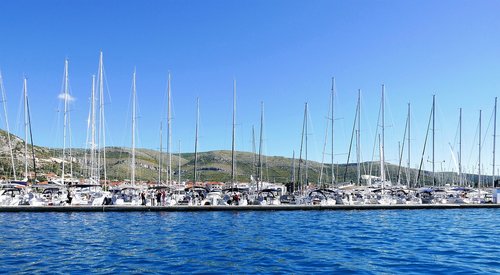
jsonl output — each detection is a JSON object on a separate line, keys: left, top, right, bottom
{"left": 0, "top": 204, "right": 499, "bottom": 212}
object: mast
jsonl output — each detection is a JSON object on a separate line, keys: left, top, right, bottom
{"left": 26, "top": 94, "right": 37, "bottom": 182}
{"left": 258, "top": 101, "right": 264, "bottom": 190}
{"left": 0, "top": 72, "right": 16, "bottom": 180}
{"left": 90, "top": 75, "right": 97, "bottom": 183}
{"left": 131, "top": 69, "right": 136, "bottom": 186}
{"left": 252, "top": 125, "right": 256, "bottom": 181}
{"left": 298, "top": 103, "right": 307, "bottom": 192}
{"left": 305, "top": 103, "right": 309, "bottom": 190}
{"left": 356, "top": 89, "right": 361, "bottom": 185}
{"left": 479, "top": 110, "right": 482, "bottom": 193}
{"left": 320, "top": 81, "right": 333, "bottom": 187}
{"left": 407, "top": 103, "right": 411, "bottom": 187}
{"left": 194, "top": 98, "right": 199, "bottom": 184}
{"left": 167, "top": 72, "right": 172, "bottom": 186}
{"left": 345, "top": 91, "right": 360, "bottom": 184}
{"left": 432, "top": 94, "right": 436, "bottom": 186}
{"left": 291, "top": 150, "right": 296, "bottom": 192}
{"left": 23, "top": 77, "right": 29, "bottom": 181}
{"left": 84, "top": 90, "right": 90, "bottom": 179}
{"left": 68, "top": 101, "right": 73, "bottom": 180}
{"left": 331, "top": 77, "right": 335, "bottom": 186}
{"left": 158, "top": 121, "right": 163, "bottom": 184}
{"left": 178, "top": 140, "right": 181, "bottom": 184}
{"left": 231, "top": 80, "right": 236, "bottom": 188}
{"left": 459, "top": 108, "right": 463, "bottom": 186}
{"left": 97, "top": 51, "right": 107, "bottom": 188}
{"left": 397, "top": 104, "right": 409, "bottom": 185}
{"left": 319, "top": 105, "right": 329, "bottom": 187}
{"left": 397, "top": 141, "right": 401, "bottom": 184}
{"left": 62, "top": 58, "right": 69, "bottom": 185}
{"left": 493, "top": 97, "right": 497, "bottom": 187}
{"left": 380, "top": 85, "right": 385, "bottom": 183}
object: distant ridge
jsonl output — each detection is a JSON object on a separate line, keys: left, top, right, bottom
{"left": 0, "top": 129, "right": 491, "bottom": 186}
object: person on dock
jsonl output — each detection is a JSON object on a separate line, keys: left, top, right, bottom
{"left": 156, "top": 191, "right": 162, "bottom": 206}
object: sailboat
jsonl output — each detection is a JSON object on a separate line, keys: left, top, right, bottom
{"left": 112, "top": 69, "right": 143, "bottom": 206}
{"left": 69, "top": 53, "right": 111, "bottom": 205}
{"left": 22, "top": 77, "right": 37, "bottom": 185}
{"left": 0, "top": 71, "right": 20, "bottom": 185}
{"left": 308, "top": 78, "right": 338, "bottom": 206}
{"left": 52, "top": 58, "right": 77, "bottom": 186}
{"left": 222, "top": 80, "right": 249, "bottom": 205}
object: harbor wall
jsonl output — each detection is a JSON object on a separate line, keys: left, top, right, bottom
{"left": 0, "top": 204, "right": 499, "bottom": 212}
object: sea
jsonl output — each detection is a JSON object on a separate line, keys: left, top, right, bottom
{"left": 0, "top": 209, "right": 498, "bottom": 274}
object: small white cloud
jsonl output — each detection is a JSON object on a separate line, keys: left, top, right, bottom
{"left": 58, "top": 93, "right": 75, "bottom": 102}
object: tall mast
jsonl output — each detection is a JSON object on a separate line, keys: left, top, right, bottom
{"left": 305, "top": 103, "right": 309, "bottom": 189}
{"left": 252, "top": 125, "right": 256, "bottom": 180}
{"left": 62, "top": 58, "right": 69, "bottom": 185}
{"left": 258, "top": 101, "right": 264, "bottom": 190}
{"left": 167, "top": 72, "right": 172, "bottom": 186}
{"left": 23, "top": 77, "right": 28, "bottom": 181}
{"left": 131, "top": 69, "right": 136, "bottom": 186}
{"left": 356, "top": 89, "right": 361, "bottom": 185}
{"left": 493, "top": 97, "right": 497, "bottom": 187}
{"left": 68, "top": 102, "right": 73, "bottom": 180}
{"left": 178, "top": 140, "right": 181, "bottom": 184}
{"left": 0, "top": 72, "right": 16, "bottom": 180}
{"left": 380, "top": 85, "right": 385, "bottom": 182}
{"left": 432, "top": 94, "right": 436, "bottom": 186}
{"left": 291, "top": 150, "right": 296, "bottom": 192}
{"left": 158, "top": 121, "right": 163, "bottom": 184}
{"left": 397, "top": 104, "right": 409, "bottom": 185}
{"left": 319, "top": 98, "right": 330, "bottom": 187}
{"left": 459, "top": 107, "right": 463, "bottom": 186}
{"left": 397, "top": 142, "right": 401, "bottom": 184}
{"left": 194, "top": 98, "right": 199, "bottom": 184}
{"left": 26, "top": 94, "right": 37, "bottom": 182}
{"left": 90, "top": 75, "right": 96, "bottom": 183}
{"left": 331, "top": 77, "right": 335, "bottom": 186}
{"left": 407, "top": 103, "right": 411, "bottom": 187}
{"left": 479, "top": 109, "right": 482, "bottom": 192}
{"left": 231, "top": 80, "right": 236, "bottom": 188}
{"left": 298, "top": 105, "right": 306, "bottom": 193}
{"left": 98, "top": 51, "right": 107, "bottom": 188}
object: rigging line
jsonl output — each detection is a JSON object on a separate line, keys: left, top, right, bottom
{"left": 26, "top": 97, "right": 37, "bottom": 182}
{"left": 396, "top": 112, "right": 408, "bottom": 183}
{"left": 416, "top": 104, "right": 433, "bottom": 184}
{"left": 319, "top": 92, "right": 332, "bottom": 185}
{"left": 480, "top": 106, "right": 494, "bottom": 149}
{"left": 466, "top": 115, "right": 480, "bottom": 170}
{"left": 369, "top": 95, "right": 382, "bottom": 179}
{"left": 343, "top": 96, "right": 357, "bottom": 182}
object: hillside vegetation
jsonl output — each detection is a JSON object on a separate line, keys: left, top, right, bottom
{"left": 0, "top": 129, "right": 487, "bottom": 186}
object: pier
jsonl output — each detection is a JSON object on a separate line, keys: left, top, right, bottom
{"left": 0, "top": 204, "right": 498, "bottom": 212}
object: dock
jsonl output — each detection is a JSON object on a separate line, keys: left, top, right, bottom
{"left": 0, "top": 204, "right": 499, "bottom": 212}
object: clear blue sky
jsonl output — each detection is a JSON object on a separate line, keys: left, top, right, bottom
{"left": 1, "top": 0, "right": 500, "bottom": 176}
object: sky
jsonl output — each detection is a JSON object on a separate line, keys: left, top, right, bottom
{"left": 1, "top": 0, "right": 500, "bottom": 176}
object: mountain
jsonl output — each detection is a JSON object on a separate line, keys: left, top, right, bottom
{"left": 0, "top": 129, "right": 489, "bottom": 186}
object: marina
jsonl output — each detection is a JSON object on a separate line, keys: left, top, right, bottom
{"left": 2, "top": 1, "right": 500, "bottom": 273}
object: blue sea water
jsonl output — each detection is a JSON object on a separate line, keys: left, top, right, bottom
{"left": 0, "top": 209, "right": 498, "bottom": 274}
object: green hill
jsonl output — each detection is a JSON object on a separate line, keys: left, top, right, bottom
{"left": 0, "top": 129, "right": 488, "bottom": 187}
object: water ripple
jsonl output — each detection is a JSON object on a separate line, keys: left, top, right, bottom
{"left": 0, "top": 209, "right": 499, "bottom": 273}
